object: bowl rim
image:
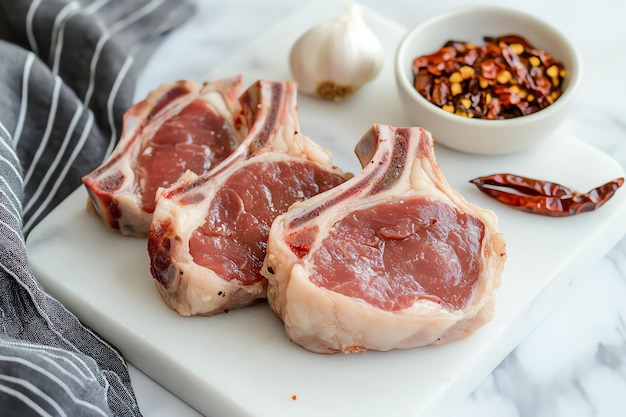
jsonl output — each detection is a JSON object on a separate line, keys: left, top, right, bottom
{"left": 394, "top": 5, "right": 583, "bottom": 127}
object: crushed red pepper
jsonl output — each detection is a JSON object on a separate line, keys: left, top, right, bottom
{"left": 412, "top": 35, "right": 566, "bottom": 119}
{"left": 470, "top": 173, "right": 624, "bottom": 217}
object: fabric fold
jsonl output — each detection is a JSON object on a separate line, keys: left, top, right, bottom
{"left": 0, "top": 0, "right": 195, "bottom": 415}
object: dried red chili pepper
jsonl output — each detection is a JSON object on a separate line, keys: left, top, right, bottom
{"left": 412, "top": 34, "right": 566, "bottom": 120}
{"left": 470, "top": 173, "right": 624, "bottom": 217}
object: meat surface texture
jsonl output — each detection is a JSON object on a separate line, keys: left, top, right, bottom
{"left": 82, "top": 76, "right": 244, "bottom": 236}
{"left": 261, "top": 124, "right": 507, "bottom": 354}
{"left": 148, "top": 80, "right": 350, "bottom": 317}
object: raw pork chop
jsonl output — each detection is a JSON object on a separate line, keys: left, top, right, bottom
{"left": 82, "top": 76, "right": 244, "bottom": 236}
{"left": 148, "top": 80, "right": 349, "bottom": 316}
{"left": 261, "top": 124, "right": 506, "bottom": 354}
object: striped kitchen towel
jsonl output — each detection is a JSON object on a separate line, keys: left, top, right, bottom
{"left": 0, "top": 0, "right": 194, "bottom": 416}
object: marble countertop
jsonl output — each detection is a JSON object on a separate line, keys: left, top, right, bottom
{"left": 131, "top": 1, "right": 626, "bottom": 416}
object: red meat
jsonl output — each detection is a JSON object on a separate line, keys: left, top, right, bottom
{"left": 148, "top": 80, "right": 350, "bottom": 316}
{"left": 82, "top": 76, "right": 244, "bottom": 236}
{"left": 262, "top": 124, "right": 507, "bottom": 353}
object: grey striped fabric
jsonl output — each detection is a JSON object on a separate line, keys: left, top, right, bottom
{"left": 0, "top": 0, "right": 194, "bottom": 415}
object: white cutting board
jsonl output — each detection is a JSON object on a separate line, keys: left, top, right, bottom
{"left": 26, "top": 2, "right": 626, "bottom": 417}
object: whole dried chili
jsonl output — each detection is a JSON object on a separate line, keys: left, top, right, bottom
{"left": 470, "top": 173, "right": 624, "bottom": 217}
{"left": 412, "top": 35, "right": 566, "bottom": 119}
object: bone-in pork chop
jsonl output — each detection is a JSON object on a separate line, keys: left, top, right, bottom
{"left": 262, "top": 124, "right": 506, "bottom": 353}
{"left": 148, "top": 80, "right": 350, "bottom": 316}
{"left": 82, "top": 76, "right": 244, "bottom": 236}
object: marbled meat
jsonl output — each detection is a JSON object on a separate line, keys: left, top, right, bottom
{"left": 262, "top": 124, "right": 506, "bottom": 353}
{"left": 82, "top": 76, "right": 244, "bottom": 236}
{"left": 148, "top": 80, "right": 350, "bottom": 316}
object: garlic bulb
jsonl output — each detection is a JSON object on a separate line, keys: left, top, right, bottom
{"left": 289, "top": 3, "right": 384, "bottom": 101}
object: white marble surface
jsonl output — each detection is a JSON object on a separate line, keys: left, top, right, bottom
{"left": 132, "top": 0, "right": 626, "bottom": 416}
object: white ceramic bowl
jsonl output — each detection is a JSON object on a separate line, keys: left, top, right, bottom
{"left": 395, "top": 6, "right": 582, "bottom": 155}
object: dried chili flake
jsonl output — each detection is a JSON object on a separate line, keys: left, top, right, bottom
{"left": 412, "top": 35, "right": 566, "bottom": 119}
{"left": 470, "top": 173, "right": 624, "bottom": 217}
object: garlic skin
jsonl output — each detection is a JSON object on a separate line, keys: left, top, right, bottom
{"left": 289, "top": 3, "right": 384, "bottom": 101}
